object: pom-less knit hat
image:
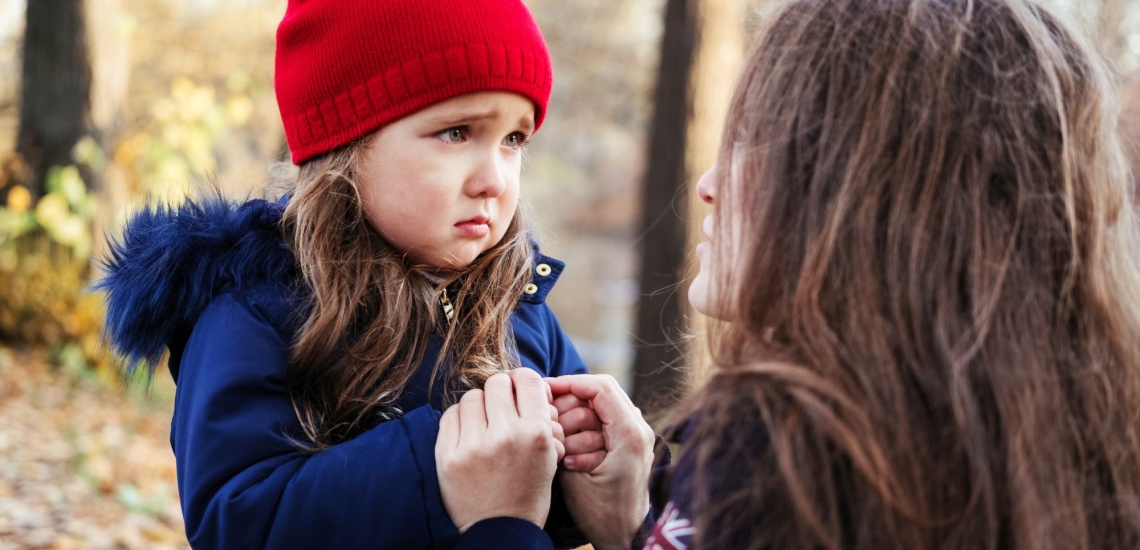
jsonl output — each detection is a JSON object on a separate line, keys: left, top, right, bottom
{"left": 275, "top": 0, "right": 553, "bottom": 165}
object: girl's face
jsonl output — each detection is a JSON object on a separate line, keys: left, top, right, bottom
{"left": 689, "top": 166, "right": 722, "bottom": 317}
{"left": 356, "top": 91, "right": 534, "bottom": 268}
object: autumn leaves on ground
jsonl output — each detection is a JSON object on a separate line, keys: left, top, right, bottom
{"left": 0, "top": 348, "right": 187, "bottom": 549}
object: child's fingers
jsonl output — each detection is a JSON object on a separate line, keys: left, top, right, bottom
{"left": 562, "top": 450, "right": 606, "bottom": 473}
{"left": 563, "top": 430, "right": 605, "bottom": 456}
{"left": 483, "top": 372, "right": 517, "bottom": 426}
{"left": 457, "top": 389, "right": 488, "bottom": 448}
{"left": 559, "top": 406, "right": 602, "bottom": 435}
{"left": 545, "top": 374, "right": 639, "bottom": 427}
{"left": 553, "top": 393, "right": 588, "bottom": 416}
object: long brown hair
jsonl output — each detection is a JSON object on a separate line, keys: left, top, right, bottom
{"left": 277, "top": 137, "right": 533, "bottom": 449}
{"left": 679, "top": 0, "right": 1140, "bottom": 548}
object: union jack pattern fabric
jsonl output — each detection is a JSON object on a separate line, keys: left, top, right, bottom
{"left": 643, "top": 502, "right": 695, "bottom": 550}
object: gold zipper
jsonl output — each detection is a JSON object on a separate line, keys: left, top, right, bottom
{"left": 439, "top": 290, "right": 455, "bottom": 323}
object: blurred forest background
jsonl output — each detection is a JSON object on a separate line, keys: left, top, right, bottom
{"left": 1, "top": 0, "right": 1140, "bottom": 547}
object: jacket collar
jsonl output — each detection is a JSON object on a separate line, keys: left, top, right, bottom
{"left": 520, "top": 250, "right": 565, "bottom": 305}
{"left": 97, "top": 195, "right": 567, "bottom": 378}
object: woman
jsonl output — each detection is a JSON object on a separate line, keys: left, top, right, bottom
{"left": 448, "top": 0, "right": 1140, "bottom": 548}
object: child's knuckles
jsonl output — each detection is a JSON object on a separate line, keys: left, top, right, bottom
{"left": 560, "top": 407, "right": 591, "bottom": 430}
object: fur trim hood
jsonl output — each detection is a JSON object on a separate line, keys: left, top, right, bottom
{"left": 95, "top": 196, "right": 298, "bottom": 378}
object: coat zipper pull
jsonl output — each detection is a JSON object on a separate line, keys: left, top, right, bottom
{"left": 439, "top": 290, "right": 455, "bottom": 323}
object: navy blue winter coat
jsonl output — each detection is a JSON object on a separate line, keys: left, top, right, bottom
{"left": 97, "top": 196, "right": 588, "bottom": 549}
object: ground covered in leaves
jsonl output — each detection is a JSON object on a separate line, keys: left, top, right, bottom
{"left": 0, "top": 347, "right": 188, "bottom": 549}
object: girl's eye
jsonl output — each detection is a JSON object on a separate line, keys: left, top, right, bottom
{"left": 503, "top": 131, "right": 530, "bottom": 150}
{"left": 438, "top": 127, "right": 467, "bottom": 144}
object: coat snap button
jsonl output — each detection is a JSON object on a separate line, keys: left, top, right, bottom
{"left": 523, "top": 283, "right": 539, "bottom": 295}
{"left": 536, "top": 264, "right": 552, "bottom": 277}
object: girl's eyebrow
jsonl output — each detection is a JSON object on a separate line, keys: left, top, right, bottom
{"left": 425, "top": 109, "right": 536, "bottom": 132}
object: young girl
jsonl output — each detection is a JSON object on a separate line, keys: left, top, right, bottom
{"left": 461, "top": 0, "right": 1140, "bottom": 548}
{"left": 97, "top": 0, "right": 604, "bottom": 547}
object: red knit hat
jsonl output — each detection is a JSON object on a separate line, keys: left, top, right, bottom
{"left": 275, "top": 0, "right": 553, "bottom": 165}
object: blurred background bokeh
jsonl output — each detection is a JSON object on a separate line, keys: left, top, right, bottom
{"left": 0, "top": 0, "right": 1138, "bottom": 547}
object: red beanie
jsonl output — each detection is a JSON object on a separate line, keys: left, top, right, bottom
{"left": 275, "top": 0, "right": 553, "bottom": 165}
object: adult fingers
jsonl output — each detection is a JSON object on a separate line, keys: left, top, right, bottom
{"left": 457, "top": 389, "right": 488, "bottom": 448}
{"left": 563, "top": 430, "right": 605, "bottom": 456}
{"left": 437, "top": 404, "right": 461, "bottom": 454}
{"left": 482, "top": 372, "right": 517, "bottom": 426}
{"left": 562, "top": 450, "right": 606, "bottom": 473}
{"left": 552, "top": 412, "right": 565, "bottom": 438}
{"left": 553, "top": 434, "right": 566, "bottom": 464}
{"left": 552, "top": 416, "right": 566, "bottom": 457}
{"left": 553, "top": 393, "right": 589, "bottom": 416}
{"left": 509, "top": 368, "right": 551, "bottom": 421}
{"left": 559, "top": 406, "right": 602, "bottom": 435}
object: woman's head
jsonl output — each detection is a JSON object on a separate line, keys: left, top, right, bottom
{"left": 696, "top": 0, "right": 1134, "bottom": 328}
{"left": 272, "top": 0, "right": 552, "bottom": 447}
{"left": 684, "top": 0, "right": 1140, "bottom": 548}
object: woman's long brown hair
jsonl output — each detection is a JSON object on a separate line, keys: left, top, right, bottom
{"left": 678, "top": 0, "right": 1140, "bottom": 548}
{"left": 277, "top": 137, "right": 532, "bottom": 449}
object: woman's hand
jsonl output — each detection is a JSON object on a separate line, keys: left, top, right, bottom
{"left": 435, "top": 369, "right": 565, "bottom": 532}
{"left": 547, "top": 375, "right": 655, "bottom": 550}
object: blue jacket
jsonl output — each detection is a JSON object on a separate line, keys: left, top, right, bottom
{"left": 97, "top": 196, "right": 588, "bottom": 549}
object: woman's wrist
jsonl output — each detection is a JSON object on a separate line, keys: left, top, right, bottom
{"left": 593, "top": 501, "right": 648, "bottom": 550}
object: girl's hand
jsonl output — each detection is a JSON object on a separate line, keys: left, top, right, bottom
{"left": 435, "top": 369, "right": 564, "bottom": 532}
{"left": 553, "top": 392, "right": 606, "bottom": 472}
{"left": 547, "top": 375, "right": 655, "bottom": 550}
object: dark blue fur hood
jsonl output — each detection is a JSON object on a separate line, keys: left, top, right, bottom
{"left": 95, "top": 196, "right": 299, "bottom": 378}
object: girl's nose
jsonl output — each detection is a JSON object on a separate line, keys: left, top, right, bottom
{"left": 696, "top": 166, "right": 717, "bottom": 204}
{"left": 466, "top": 153, "right": 508, "bottom": 198}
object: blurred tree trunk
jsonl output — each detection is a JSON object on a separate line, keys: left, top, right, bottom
{"left": 684, "top": 0, "right": 750, "bottom": 388}
{"left": 17, "top": 0, "right": 92, "bottom": 198}
{"left": 631, "top": 0, "right": 700, "bottom": 411}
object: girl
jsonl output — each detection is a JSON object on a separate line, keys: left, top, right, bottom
{"left": 463, "top": 0, "right": 1140, "bottom": 548}
{"left": 97, "top": 0, "right": 604, "bottom": 548}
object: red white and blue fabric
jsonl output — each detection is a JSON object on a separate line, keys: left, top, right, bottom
{"left": 645, "top": 502, "right": 695, "bottom": 550}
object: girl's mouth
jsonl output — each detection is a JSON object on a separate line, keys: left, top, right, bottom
{"left": 455, "top": 217, "right": 491, "bottom": 237}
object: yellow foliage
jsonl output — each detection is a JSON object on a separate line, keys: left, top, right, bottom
{"left": 0, "top": 232, "right": 112, "bottom": 375}
{"left": 225, "top": 95, "right": 254, "bottom": 127}
{"left": 6, "top": 185, "right": 31, "bottom": 213}
{"left": 116, "top": 75, "right": 253, "bottom": 197}
{"left": 114, "top": 133, "right": 151, "bottom": 167}
{"left": 0, "top": 163, "right": 111, "bottom": 375}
